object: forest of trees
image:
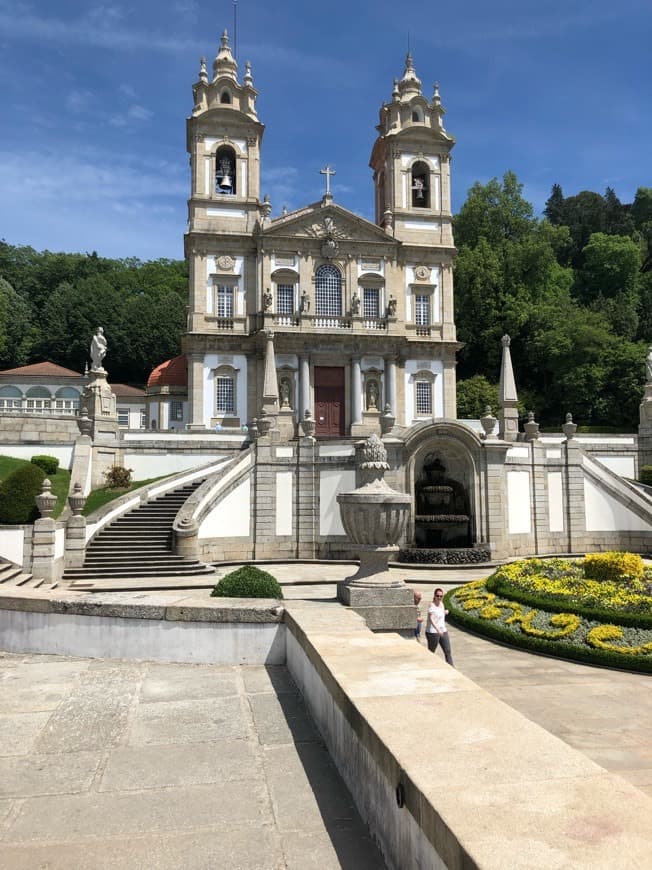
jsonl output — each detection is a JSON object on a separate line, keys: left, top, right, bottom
{"left": 455, "top": 176, "right": 652, "bottom": 429}
{"left": 0, "top": 175, "right": 650, "bottom": 428}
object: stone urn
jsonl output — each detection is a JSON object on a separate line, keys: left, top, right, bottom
{"left": 337, "top": 434, "right": 412, "bottom": 597}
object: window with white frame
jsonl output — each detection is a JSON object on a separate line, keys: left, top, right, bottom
{"left": 170, "top": 400, "right": 184, "bottom": 421}
{"left": 117, "top": 407, "right": 129, "bottom": 427}
{"left": 0, "top": 386, "right": 22, "bottom": 411}
{"left": 216, "top": 376, "right": 235, "bottom": 414}
{"left": 276, "top": 283, "right": 294, "bottom": 315}
{"left": 363, "top": 288, "right": 380, "bottom": 319}
{"left": 25, "top": 388, "right": 51, "bottom": 412}
{"left": 416, "top": 380, "right": 433, "bottom": 416}
{"left": 415, "top": 294, "right": 431, "bottom": 326}
{"left": 140, "top": 408, "right": 147, "bottom": 428}
{"left": 216, "top": 284, "right": 234, "bottom": 318}
{"left": 315, "top": 265, "right": 342, "bottom": 317}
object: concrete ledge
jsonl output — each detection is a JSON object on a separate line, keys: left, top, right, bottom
{"left": 283, "top": 603, "right": 652, "bottom": 870}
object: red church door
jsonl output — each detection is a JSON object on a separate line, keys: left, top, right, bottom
{"left": 314, "top": 366, "right": 345, "bottom": 437}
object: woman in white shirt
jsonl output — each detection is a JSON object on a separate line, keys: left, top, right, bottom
{"left": 426, "top": 588, "right": 454, "bottom": 666}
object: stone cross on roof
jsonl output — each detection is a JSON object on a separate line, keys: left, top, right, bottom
{"left": 319, "top": 164, "right": 336, "bottom": 197}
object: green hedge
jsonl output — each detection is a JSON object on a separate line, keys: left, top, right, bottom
{"left": 30, "top": 455, "right": 60, "bottom": 476}
{"left": 211, "top": 566, "right": 283, "bottom": 599}
{"left": 445, "top": 589, "right": 652, "bottom": 674}
{"left": 0, "top": 464, "right": 46, "bottom": 524}
{"left": 485, "top": 575, "right": 652, "bottom": 629}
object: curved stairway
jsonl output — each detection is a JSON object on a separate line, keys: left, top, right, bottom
{"left": 63, "top": 480, "right": 215, "bottom": 586}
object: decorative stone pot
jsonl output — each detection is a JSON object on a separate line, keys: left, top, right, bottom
{"left": 35, "top": 479, "right": 57, "bottom": 519}
{"left": 67, "top": 482, "right": 87, "bottom": 516}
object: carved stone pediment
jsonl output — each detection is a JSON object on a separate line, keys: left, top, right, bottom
{"left": 263, "top": 203, "right": 397, "bottom": 248}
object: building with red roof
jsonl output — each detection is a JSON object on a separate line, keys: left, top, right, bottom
{"left": 146, "top": 354, "right": 188, "bottom": 430}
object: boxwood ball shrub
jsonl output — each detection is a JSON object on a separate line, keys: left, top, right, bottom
{"left": 0, "top": 463, "right": 46, "bottom": 524}
{"left": 30, "top": 455, "right": 60, "bottom": 476}
{"left": 211, "top": 566, "right": 283, "bottom": 599}
{"left": 583, "top": 551, "right": 644, "bottom": 582}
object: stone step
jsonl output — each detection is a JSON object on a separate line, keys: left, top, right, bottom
{"left": 63, "top": 565, "right": 215, "bottom": 579}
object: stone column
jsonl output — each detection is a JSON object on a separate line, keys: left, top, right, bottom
{"left": 187, "top": 353, "right": 206, "bottom": 430}
{"left": 498, "top": 335, "right": 519, "bottom": 442}
{"left": 385, "top": 357, "right": 397, "bottom": 416}
{"left": 299, "top": 355, "right": 310, "bottom": 419}
{"left": 351, "top": 357, "right": 362, "bottom": 425}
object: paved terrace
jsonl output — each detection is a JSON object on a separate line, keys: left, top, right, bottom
{"left": 0, "top": 561, "right": 651, "bottom": 867}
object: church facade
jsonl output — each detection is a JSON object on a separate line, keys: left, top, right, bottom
{"left": 182, "top": 32, "right": 458, "bottom": 438}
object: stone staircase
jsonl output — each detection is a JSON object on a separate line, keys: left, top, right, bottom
{"left": 62, "top": 480, "right": 215, "bottom": 585}
{"left": 0, "top": 559, "right": 51, "bottom": 590}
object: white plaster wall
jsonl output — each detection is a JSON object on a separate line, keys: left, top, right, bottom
{"left": 127, "top": 406, "right": 145, "bottom": 429}
{"left": 584, "top": 478, "right": 652, "bottom": 532}
{"left": 0, "top": 610, "right": 285, "bottom": 665}
{"left": 506, "top": 447, "right": 529, "bottom": 459}
{"left": 507, "top": 471, "right": 531, "bottom": 534}
{"left": 0, "top": 527, "right": 25, "bottom": 565}
{"left": 199, "top": 477, "right": 250, "bottom": 538}
{"left": 54, "top": 527, "right": 65, "bottom": 560}
{"left": 593, "top": 456, "right": 636, "bottom": 478}
{"left": 319, "top": 468, "right": 356, "bottom": 536}
{"left": 123, "top": 453, "right": 226, "bottom": 480}
{"left": 275, "top": 447, "right": 293, "bottom": 459}
{"left": 547, "top": 471, "right": 564, "bottom": 533}
{"left": 0, "top": 445, "right": 74, "bottom": 469}
{"left": 202, "top": 352, "right": 248, "bottom": 428}
{"left": 318, "top": 444, "right": 355, "bottom": 458}
{"left": 276, "top": 471, "right": 293, "bottom": 537}
{"left": 404, "top": 266, "right": 441, "bottom": 325}
{"left": 404, "top": 359, "right": 444, "bottom": 422}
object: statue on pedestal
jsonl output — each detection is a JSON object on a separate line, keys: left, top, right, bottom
{"left": 90, "top": 327, "right": 107, "bottom": 371}
{"left": 646, "top": 345, "right": 652, "bottom": 384}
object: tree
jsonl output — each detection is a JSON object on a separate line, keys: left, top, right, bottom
{"left": 544, "top": 183, "right": 564, "bottom": 225}
{"left": 456, "top": 375, "right": 499, "bottom": 418}
{"left": 0, "top": 277, "right": 37, "bottom": 369}
{"left": 631, "top": 187, "right": 652, "bottom": 230}
{"left": 576, "top": 233, "right": 641, "bottom": 338}
{"left": 454, "top": 171, "right": 534, "bottom": 249}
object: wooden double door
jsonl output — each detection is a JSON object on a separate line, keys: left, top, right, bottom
{"left": 314, "top": 366, "right": 345, "bottom": 437}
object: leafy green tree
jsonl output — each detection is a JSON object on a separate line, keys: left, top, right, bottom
{"left": 454, "top": 171, "right": 534, "bottom": 249}
{"left": 0, "top": 277, "right": 37, "bottom": 369}
{"left": 544, "top": 183, "right": 564, "bottom": 225}
{"left": 456, "top": 375, "right": 499, "bottom": 418}
{"left": 576, "top": 233, "right": 641, "bottom": 338}
{"left": 631, "top": 187, "right": 652, "bottom": 229}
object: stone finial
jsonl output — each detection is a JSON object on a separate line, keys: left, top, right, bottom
{"left": 77, "top": 405, "right": 92, "bottom": 436}
{"left": 432, "top": 81, "right": 441, "bottom": 105}
{"left": 261, "top": 193, "right": 272, "bottom": 220}
{"left": 300, "top": 409, "right": 316, "bottom": 439}
{"left": 480, "top": 405, "right": 497, "bottom": 439}
{"left": 67, "top": 482, "right": 86, "bottom": 516}
{"left": 392, "top": 78, "right": 400, "bottom": 101}
{"left": 35, "top": 479, "right": 57, "bottom": 519}
{"left": 498, "top": 334, "right": 519, "bottom": 441}
{"left": 199, "top": 56, "right": 208, "bottom": 83}
{"left": 213, "top": 29, "right": 238, "bottom": 80}
{"left": 524, "top": 410, "right": 540, "bottom": 442}
{"left": 244, "top": 60, "right": 253, "bottom": 87}
{"left": 359, "top": 433, "right": 388, "bottom": 469}
{"left": 380, "top": 403, "right": 395, "bottom": 436}
{"left": 562, "top": 412, "right": 577, "bottom": 440}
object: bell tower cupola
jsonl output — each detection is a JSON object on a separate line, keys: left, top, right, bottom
{"left": 370, "top": 53, "right": 455, "bottom": 245}
{"left": 186, "top": 29, "right": 265, "bottom": 235}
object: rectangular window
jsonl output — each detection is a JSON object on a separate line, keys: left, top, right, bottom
{"left": 216, "top": 284, "right": 234, "bottom": 318}
{"left": 117, "top": 407, "right": 129, "bottom": 427}
{"left": 416, "top": 381, "right": 432, "bottom": 416}
{"left": 415, "top": 294, "right": 430, "bottom": 326}
{"left": 170, "top": 400, "right": 184, "bottom": 421}
{"left": 363, "top": 288, "right": 379, "bottom": 319}
{"left": 140, "top": 409, "right": 147, "bottom": 428}
{"left": 216, "top": 377, "right": 235, "bottom": 414}
{"left": 276, "top": 284, "right": 294, "bottom": 315}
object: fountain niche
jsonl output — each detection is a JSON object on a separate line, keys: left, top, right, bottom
{"left": 414, "top": 454, "right": 471, "bottom": 548}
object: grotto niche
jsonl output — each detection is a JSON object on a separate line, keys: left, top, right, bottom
{"left": 414, "top": 453, "right": 471, "bottom": 548}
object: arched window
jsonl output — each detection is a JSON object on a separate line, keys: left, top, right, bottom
{"left": 315, "top": 265, "right": 342, "bottom": 317}
{"left": 220, "top": 90, "right": 231, "bottom": 104}
{"left": 215, "top": 145, "right": 236, "bottom": 195}
{"left": 0, "top": 385, "right": 22, "bottom": 412}
{"left": 25, "top": 386, "right": 51, "bottom": 413}
{"left": 411, "top": 107, "right": 423, "bottom": 123}
{"left": 411, "top": 160, "right": 430, "bottom": 208}
{"left": 54, "top": 386, "right": 80, "bottom": 415}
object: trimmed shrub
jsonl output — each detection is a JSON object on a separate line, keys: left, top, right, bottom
{"left": 211, "top": 566, "right": 283, "bottom": 599}
{"left": 0, "top": 463, "right": 46, "bottom": 524}
{"left": 583, "top": 552, "right": 644, "bottom": 582}
{"left": 640, "top": 466, "right": 652, "bottom": 487}
{"left": 30, "top": 455, "right": 60, "bottom": 476}
{"left": 103, "top": 466, "right": 133, "bottom": 489}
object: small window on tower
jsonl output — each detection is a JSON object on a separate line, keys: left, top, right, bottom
{"left": 215, "top": 145, "right": 236, "bottom": 195}
{"left": 411, "top": 161, "right": 430, "bottom": 208}
{"left": 220, "top": 90, "right": 231, "bottom": 104}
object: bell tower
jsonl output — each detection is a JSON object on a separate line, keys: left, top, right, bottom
{"left": 369, "top": 53, "right": 455, "bottom": 246}
{"left": 186, "top": 30, "right": 265, "bottom": 234}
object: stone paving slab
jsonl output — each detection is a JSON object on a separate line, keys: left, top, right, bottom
{"left": 0, "top": 653, "right": 385, "bottom": 868}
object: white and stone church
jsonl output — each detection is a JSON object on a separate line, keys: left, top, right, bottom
{"left": 0, "top": 30, "right": 650, "bottom": 583}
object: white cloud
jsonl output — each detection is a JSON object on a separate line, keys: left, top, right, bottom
{"left": 66, "top": 89, "right": 94, "bottom": 113}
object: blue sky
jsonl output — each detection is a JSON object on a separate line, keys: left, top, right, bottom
{"left": 0, "top": 0, "right": 649, "bottom": 260}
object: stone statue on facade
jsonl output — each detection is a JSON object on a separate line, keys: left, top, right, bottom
{"left": 367, "top": 380, "right": 379, "bottom": 410}
{"left": 90, "top": 327, "right": 107, "bottom": 371}
{"left": 387, "top": 295, "right": 397, "bottom": 317}
{"left": 300, "top": 290, "right": 310, "bottom": 314}
{"left": 263, "top": 288, "right": 273, "bottom": 311}
{"left": 646, "top": 345, "right": 652, "bottom": 383}
{"left": 351, "top": 294, "right": 360, "bottom": 315}
{"left": 279, "top": 377, "right": 291, "bottom": 408}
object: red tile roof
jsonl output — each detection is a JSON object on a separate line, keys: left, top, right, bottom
{"left": 0, "top": 361, "right": 83, "bottom": 378}
{"left": 147, "top": 355, "right": 188, "bottom": 388}
{"left": 111, "top": 383, "right": 146, "bottom": 398}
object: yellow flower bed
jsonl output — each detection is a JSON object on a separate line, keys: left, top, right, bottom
{"left": 583, "top": 551, "right": 644, "bottom": 582}
{"left": 586, "top": 625, "right": 652, "bottom": 656}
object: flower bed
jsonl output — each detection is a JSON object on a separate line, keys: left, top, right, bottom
{"left": 446, "top": 554, "right": 652, "bottom": 673}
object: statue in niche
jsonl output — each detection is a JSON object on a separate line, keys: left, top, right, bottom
{"left": 387, "top": 295, "right": 397, "bottom": 317}
{"left": 646, "top": 345, "right": 652, "bottom": 383}
{"left": 351, "top": 294, "right": 360, "bottom": 315}
{"left": 300, "top": 290, "right": 310, "bottom": 314}
{"left": 279, "top": 377, "right": 291, "bottom": 408}
{"left": 366, "top": 380, "right": 379, "bottom": 410}
{"left": 90, "top": 327, "right": 107, "bottom": 371}
{"left": 263, "top": 288, "right": 273, "bottom": 310}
